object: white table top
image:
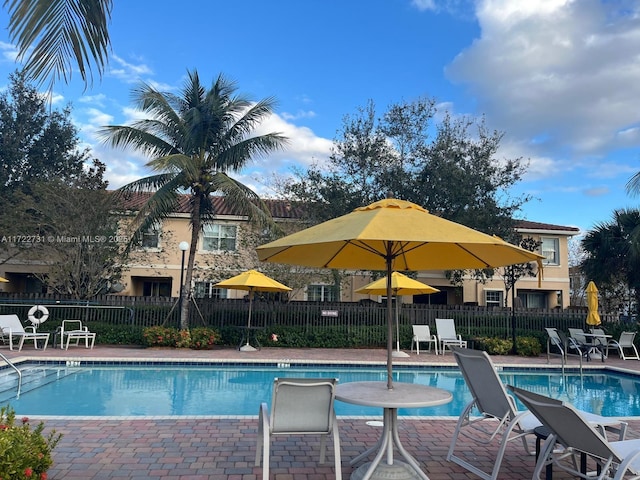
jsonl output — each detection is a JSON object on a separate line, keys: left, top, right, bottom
{"left": 582, "top": 332, "right": 611, "bottom": 338}
{"left": 335, "top": 381, "right": 452, "bottom": 409}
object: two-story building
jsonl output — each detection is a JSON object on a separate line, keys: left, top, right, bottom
{"left": 0, "top": 193, "right": 580, "bottom": 308}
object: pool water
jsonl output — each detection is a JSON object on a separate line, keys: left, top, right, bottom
{"left": 2, "top": 363, "right": 639, "bottom": 417}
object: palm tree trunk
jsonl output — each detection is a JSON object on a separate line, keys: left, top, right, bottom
{"left": 180, "top": 195, "right": 202, "bottom": 330}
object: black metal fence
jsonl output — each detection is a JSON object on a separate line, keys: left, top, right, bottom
{"left": 0, "top": 292, "right": 628, "bottom": 347}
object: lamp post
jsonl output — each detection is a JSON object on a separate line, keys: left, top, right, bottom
{"left": 178, "top": 241, "right": 189, "bottom": 324}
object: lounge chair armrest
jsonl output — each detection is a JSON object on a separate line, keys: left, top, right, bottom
{"left": 24, "top": 326, "right": 37, "bottom": 333}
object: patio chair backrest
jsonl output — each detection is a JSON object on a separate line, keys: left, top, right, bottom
{"left": 568, "top": 328, "right": 588, "bottom": 344}
{"left": 508, "top": 385, "right": 621, "bottom": 463}
{"left": 0, "top": 314, "right": 25, "bottom": 334}
{"left": 591, "top": 328, "right": 608, "bottom": 346}
{"left": 436, "top": 318, "right": 457, "bottom": 340}
{"left": 619, "top": 331, "right": 637, "bottom": 347}
{"left": 412, "top": 325, "right": 431, "bottom": 341}
{"left": 451, "top": 347, "right": 517, "bottom": 420}
{"left": 270, "top": 377, "right": 337, "bottom": 434}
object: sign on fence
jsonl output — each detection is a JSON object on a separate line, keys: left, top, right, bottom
{"left": 321, "top": 310, "right": 339, "bottom": 317}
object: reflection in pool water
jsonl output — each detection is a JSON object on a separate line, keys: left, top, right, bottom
{"left": 2, "top": 363, "right": 638, "bottom": 417}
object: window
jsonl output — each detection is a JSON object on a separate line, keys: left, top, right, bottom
{"left": 194, "top": 282, "right": 228, "bottom": 299}
{"left": 202, "top": 224, "right": 237, "bottom": 252}
{"left": 138, "top": 222, "right": 161, "bottom": 249}
{"left": 485, "top": 290, "right": 503, "bottom": 308}
{"left": 308, "top": 284, "right": 338, "bottom": 302}
{"left": 518, "top": 292, "right": 547, "bottom": 309}
{"left": 541, "top": 237, "right": 559, "bottom": 265}
{"left": 143, "top": 280, "right": 171, "bottom": 297}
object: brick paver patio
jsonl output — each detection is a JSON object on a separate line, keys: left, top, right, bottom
{"left": 3, "top": 345, "right": 640, "bottom": 479}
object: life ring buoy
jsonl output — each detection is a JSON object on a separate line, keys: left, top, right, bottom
{"left": 28, "top": 305, "right": 49, "bottom": 325}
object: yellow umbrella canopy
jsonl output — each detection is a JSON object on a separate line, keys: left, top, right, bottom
{"left": 257, "top": 198, "right": 544, "bottom": 388}
{"left": 357, "top": 272, "right": 439, "bottom": 357}
{"left": 0, "top": 276, "right": 8, "bottom": 283}
{"left": 256, "top": 198, "right": 544, "bottom": 272}
{"left": 586, "top": 281, "right": 601, "bottom": 326}
{"left": 215, "top": 270, "right": 291, "bottom": 351}
{"left": 356, "top": 272, "right": 440, "bottom": 296}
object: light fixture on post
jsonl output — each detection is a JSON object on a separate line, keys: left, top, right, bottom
{"left": 178, "top": 241, "right": 189, "bottom": 325}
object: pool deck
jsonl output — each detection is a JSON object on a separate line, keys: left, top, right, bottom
{"left": 4, "top": 345, "right": 640, "bottom": 479}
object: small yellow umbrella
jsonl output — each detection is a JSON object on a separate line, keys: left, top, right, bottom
{"left": 258, "top": 197, "right": 544, "bottom": 389}
{"left": 214, "top": 270, "right": 291, "bottom": 351}
{"left": 586, "top": 281, "right": 601, "bottom": 326}
{"left": 0, "top": 277, "right": 8, "bottom": 283}
{"left": 356, "top": 272, "right": 439, "bottom": 357}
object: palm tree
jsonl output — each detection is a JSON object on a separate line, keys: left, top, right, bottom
{"left": 100, "top": 70, "right": 288, "bottom": 329}
{"left": 581, "top": 208, "right": 640, "bottom": 316}
{"left": 5, "top": 0, "right": 113, "bottom": 88}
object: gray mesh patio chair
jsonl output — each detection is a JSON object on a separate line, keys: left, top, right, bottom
{"left": 435, "top": 318, "right": 466, "bottom": 354}
{"left": 411, "top": 325, "right": 438, "bottom": 354}
{"left": 447, "top": 347, "right": 627, "bottom": 480}
{"left": 256, "top": 377, "right": 341, "bottom": 480}
{"left": 607, "top": 331, "right": 640, "bottom": 360}
{"left": 509, "top": 385, "right": 640, "bottom": 480}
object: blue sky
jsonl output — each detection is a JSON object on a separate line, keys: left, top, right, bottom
{"left": 0, "top": 0, "right": 638, "bottom": 235}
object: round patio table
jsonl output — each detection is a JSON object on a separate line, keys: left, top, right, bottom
{"left": 335, "top": 381, "right": 452, "bottom": 480}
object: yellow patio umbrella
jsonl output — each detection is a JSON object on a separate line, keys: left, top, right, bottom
{"left": 586, "top": 281, "right": 601, "bottom": 326}
{"left": 214, "top": 270, "right": 292, "bottom": 352}
{"left": 356, "top": 272, "right": 439, "bottom": 357}
{"left": 257, "top": 197, "right": 544, "bottom": 389}
{"left": 0, "top": 276, "right": 8, "bottom": 283}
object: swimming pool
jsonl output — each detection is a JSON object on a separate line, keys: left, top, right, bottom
{"left": 2, "top": 362, "right": 638, "bottom": 417}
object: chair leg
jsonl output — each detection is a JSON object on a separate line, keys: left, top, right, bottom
{"left": 333, "top": 426, "right": 342, "bottom": 480}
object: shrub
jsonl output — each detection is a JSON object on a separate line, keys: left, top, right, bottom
{"left": 0, "top": 405, "right": 62, "bottom": 480}
{"left": 516, "top": 336, "right": 542, "bottom": 356}
{"left": 476, "top": 336, "right": 513, "bottom": 355}
{"left": 189, "top": 327, "right": 220, "bottom": 349}
{"left": 142, "top": 326, "right": 220, "bottom": 349}
{"left": 142, "top": 326, "right": 179, "bottom": 347}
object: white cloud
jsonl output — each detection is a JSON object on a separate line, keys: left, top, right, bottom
{"left": 107, "top": 54, "right": 153, "bottom": 83}
{"left": 281, "top": 110, "right": 317, "bottom": 121}
{"left": 446, "top": 0, "right": 640, "bottom": 173}
{"left": 411, "top": 0, "right": 437, "bottom": 11}
{"left": 0, "top": 41, "right": 18, "bottom": 62}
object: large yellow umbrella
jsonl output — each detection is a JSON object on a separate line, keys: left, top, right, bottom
{"left": 356, "top": 272, "right": 439, "bottom": 357}
{"left": 257, "top": 198, "right": 544, "bottom": 388}
{"left": 586, "top": 281, "right": 601, "bottom": 326}
{"left": 215, "top": 270, "right": 292, "bottom": 351}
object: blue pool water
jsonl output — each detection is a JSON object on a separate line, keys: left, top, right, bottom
{"left": 2, "top": 363, "right": 639, "bottom": 417}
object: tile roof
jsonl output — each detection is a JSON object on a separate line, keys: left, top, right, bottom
{"left": 114, "top": 191, "right": 301, "bottom": 219}
{"left": 114, "top": 192, "right": 579, "bottom": 232}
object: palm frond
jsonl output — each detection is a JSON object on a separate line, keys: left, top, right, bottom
{"left": 210, "top": 172, "right": 273, "bottom": 228}
{"left": 5, "top": 0, "right": 112, "bottom": 88}
{"left": 218, "top": 133, "right": 288, "bottom": 171}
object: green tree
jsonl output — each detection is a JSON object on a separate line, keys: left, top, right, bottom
{"left": 581, "top": 208, "right": 640, "bottom": 316}
{"left": 100, "top": 70, "right": 288, "bottom": 330}
{"left": 0, "top": 71, "right": 91, "bottom": 191}
{"left": 282, "top": 99, "right": 528, "bottom": 236}
{"left": 4, "top": 0, "right": 112, "bottom": 88}
{"left": 279, "top": 98, "right": 530, "bottom": 286}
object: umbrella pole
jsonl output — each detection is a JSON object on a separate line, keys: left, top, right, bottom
{"left": 392, "top": 292, "right": 409, "bottom": 358}
{"left": 240, "top": 289, "right": 257, "bottom": 352}
{"left": 386, "top": 251, "right": 394, "bottom": 390}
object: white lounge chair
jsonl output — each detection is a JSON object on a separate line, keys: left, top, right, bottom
{"left": 607, "top": 331, "right": 640, "bottom": 360}
{"left": 0, "top": 314, "right": 50, "bottom": 351}
{"left": 509, "top": 385, "right": 640, "bottom": 480}
{"left": 256, "top": 377, "right": 341, "bottom": 480}
{"left": 447, "top": 347, "right": 627, "bottom": 480}
{"left": 58, "top": 319, "right": 96, "bottom": 349}
{"left": 410, "top": 325, "right": 438, "bottom": 354}
{"left": 435, "top": 318, "right": 467, "bottom": 354}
